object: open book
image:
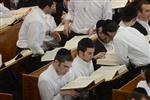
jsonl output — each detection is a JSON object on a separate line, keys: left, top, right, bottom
{"left": 4, "top": 50, "right": 32, "bottom": 67}
{"left": 54, "top": 24, "right": 64, "bottom": 32}
{"left": 111, "top": 0, "right": 128, "bottom": 9}
{"left": 41, "top": 48, "right": 62, "bottom": 61}
{"left": 0, "top": 7, "right": 32, "bottom": 29}
{"left": 145, "top": 35, "right": 150, "bottom": 42}
{"left": 61, "top": 65, "right": 128, "bottom": 90}
{"left": 91, "top": 65, "right": 128, "bottom": 81}
{"left": 61, "top": 76, "right": 105, "bottom": 90}
{"left": 97, "top": 50, "right": 119, "bottom": 66}
{"left": 64, "top": 34, "right": 97, "bottom": 50}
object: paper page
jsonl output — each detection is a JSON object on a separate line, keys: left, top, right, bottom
{"left": 20, "top": 50, "right": 32, "bottom": 57}
{"left": 111, "top": 0, "right": 128, "bottom": 9}
{"left": 0, "top": 7, "right": 32, "bottom": 29}
{"left": 4, "top": 58, "right": 16, "bottom": 67}
{"left": 91, "top": 65, "right": 127, "bottom": 81}
{"left": 41, "top": 48, "right": 62, "bottom": 61}
{"left": 61, "top": 76, "right": 94, "bottom": 90}
{"left": 145, "top": 35, "right": 150, "bottom": 42}
{"left": 64, "top": 35, "right": 88, "bottom": 50}
{"left": 54, "top": 24, "right": 64, "bottom": 32}
{"left": 97, "top": 50, "right": 119, "bottom": 66}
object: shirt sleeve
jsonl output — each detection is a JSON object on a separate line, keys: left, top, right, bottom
{"left": 38, "top": 79, "right": 64, "bottom": 100}
{"left": 27, "top": 21, "right": 44, "bottom": 55}
{"left": 113, "top": 38, "right": 129, "bottom": 65}
{"left": 65, "top": 0, "right": 74, "bottom": 21}
{"left": 102, "top": 0, "right": 112, "bottom": 20}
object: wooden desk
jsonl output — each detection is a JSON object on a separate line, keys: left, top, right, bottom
{"left": 119, "top": 73, "right": 145, "bottom": 92}
{"left": 0, "top": 21, "right": 22, "bottom": 62}
{"left": 22, "top": 63, "right": 50, "bottom": 100}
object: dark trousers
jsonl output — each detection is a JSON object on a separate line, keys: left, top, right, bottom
{"left": 16, "top": 47, "right": 49, "bottom": 73}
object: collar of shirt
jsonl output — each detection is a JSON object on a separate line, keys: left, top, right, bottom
{"left": 76, "top": 55, "right": 91, "bottom": 67}
{"left": 35, "top": 6, "right": 47, "bottom": 20}
{"left": 48, "top": 64, "right": 62, "bottom": 80}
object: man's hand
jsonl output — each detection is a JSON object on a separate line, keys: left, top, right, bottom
{"left": 94, "top": 52, "right": 106, "bottom": 59}
{"left": 63, "top": 21, "right": 71, "bottom": 37}
{"left": 60, "top": 90, "right": 80, "bottom": 97}
{"left": 51, "top": 32, "right": 61, "bottom": 42}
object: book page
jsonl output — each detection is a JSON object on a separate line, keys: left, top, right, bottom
{"left": 64, "top": 35, "right": 88, "bottom": 50}
{"left": 4, "top": 58, "right": 16, "bottom": 67}
{"left": 91, "top": 65, "right": 127, "bottom": 81}
{"left": 61, "top": 76, "right": 94, "bottom": 90}
{"left": 20, "top": 50, "right": 32, "bottom": 58}
{"left": 97, "top": 50, "right": 119, "bottom": 66}
{"left": 54, "top": 24, "right": 64, "bottom": 32}
{"left": 145, "top": 35, "right": 150, "bottom": 42}
{"left": 41, "top": 48, "right": 62, "bottom": 61}
{"left": 111, "top": 0, "right": 128, "bottom": 9}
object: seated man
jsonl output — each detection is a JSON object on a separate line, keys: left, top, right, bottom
{"left": 137, "top": 70, "right": 150, "bottom": 96}
{"left": 38, "top": 48, "right": 80, "bottom": 100}
{"left": 132, "top": 0, "right": 150, "bottom": 35}
{"left": 96, "top": 19, "right": 150, "bottom": 73}
{"left": 16, "top": 0, "right": 60, "bottom": 72}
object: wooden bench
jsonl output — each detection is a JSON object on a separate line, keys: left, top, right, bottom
{"left": 119, "top": 73, "right": 145, "bottom": 92}
{"left": 0, "top": 22, "right": 22, "bottom": 62}
{"left": 112, "top": 73, "right": 145, "bottom": 100}
{"left": 0, "top": 92, "right": 13, "bottom": 100}
{"left": 22, "top": 63, "right": 50, "bottom": 100}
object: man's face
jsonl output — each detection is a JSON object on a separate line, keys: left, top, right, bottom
{"left": 80, "top": 48, "right": 94, "bottom": 62}
{"left": 47, "top": 1, "right": 56, "bottom": 14}
{"left": 57, "top": 61, "right": 72, "bottom": 75}
{"left": 97, "top": 28, "right": 113, "bottom": 43}
{"left": 138, "top": 4, "right": 150, "bottom": 21}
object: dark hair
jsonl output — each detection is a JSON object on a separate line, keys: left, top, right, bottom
{"left": 121, "top": 1, "right": 138, "bottom": 22}
{"left": 77, "top": 38, "right": 94, "bottom": 53}
{"left": 145, "top": 70, "right": 150, "bottom": 84}
{"left": 38, "top": 0, "right": 54, "bottom": 9}
{"left": 54, "top": 48, "right": 73, "bottom": 62}
{"left": 137, "top": 0, "right": 149, "bottom": 12}
{"left": 96, "top": 19, "right": 119, "bottom": 36}
{"left": 133, "top": 87, "right": 148, "bottom": 95}
{"left": 128, "top": 92, "right": 150, "bottom": 100}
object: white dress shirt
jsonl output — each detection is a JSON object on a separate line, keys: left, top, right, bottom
{"left": 17, "top": 6, "right": 49, "bottom": 55}
{"left": 137, "top": 19, "right": 150, "bottom": 35}
{"left": 113, "top": 26, "right": 150, "bottom": 67}
{"left": 63, "top": 56, "right": 94, "bottom": 83}
{"left": 0, "top": 3, "right": 12, "bottom": 18}
{"left": 137, "top": 80, "right": 150, "bottom": 96}
{"left": 38, "top": 64, "right": 64, "bottom": 100}
{"left": 66, "top": 0, "right": 112, "bottom": 34}
{"left": 43, "top": 14, "right": 60, "bottom": 48}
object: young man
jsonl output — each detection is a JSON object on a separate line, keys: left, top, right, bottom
{"left": 132, "top": 0, "right": 150, "bottom": 35}
{"left": 16, "top": 0, "right": 60, "bottom": 72}
{"left": 137, "top": 70, "right": 150, "bottom": 96}
{"left": 38, "top": 48, "right": 79, "bottom": 100}
{"left": 66, "top": 38, "right": 95, "bottom": 82}
{"left": 97, "top": 19, "right": 150, "bottom": 71}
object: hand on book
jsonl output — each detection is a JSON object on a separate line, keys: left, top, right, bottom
{"left": 94, "top": 52, "right": 106, "bottom": 59}
{"left": 60, "top": 90, "right": 80, "bottom": 97}
{"left": 64, "top": 21, "right": 71, "bottom": 37}
{"left": 51, "top": 32, "right": 61, "bottom": 42}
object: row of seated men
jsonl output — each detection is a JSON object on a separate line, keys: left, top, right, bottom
{"left": 0, "top": 0, "right": 150, "bottom": 100}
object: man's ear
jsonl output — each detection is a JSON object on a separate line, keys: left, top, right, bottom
{"left": 107, "top": 32, "right": 115, "bottom": 38}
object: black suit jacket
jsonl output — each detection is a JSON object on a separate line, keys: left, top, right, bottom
{"left": 132, "top": 21, "right": 148, "bottom": 36}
